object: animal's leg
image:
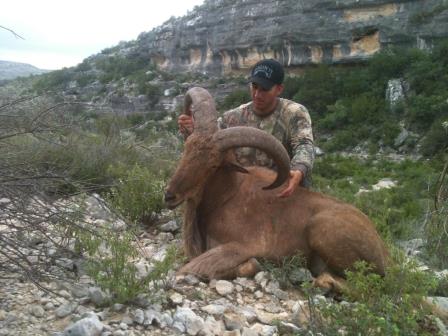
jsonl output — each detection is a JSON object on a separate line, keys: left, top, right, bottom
{"left": 307, "top": 212, "right": 388, "bottom": 277}
{"left": 313, "top": 272, "right": 347, "bottom": 293}
{"left": 178, "top": 242, "right": 255, "bottom": 280}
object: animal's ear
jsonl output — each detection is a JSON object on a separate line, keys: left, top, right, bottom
{"left": 224, "top": 162, "right": 249, "bottom": 174}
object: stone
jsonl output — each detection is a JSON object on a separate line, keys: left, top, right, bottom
{"left": 250, "top": 323, "right": 278, "bottom": 336}
{"left": 29, "top": 305, "right": 45, "bottom": 318}
{"left": 372, "top": 178, "right": 397, "bottom": 191}
{"left": 134, "top": 261, "right": 151, "bottom": 279}
{"left": 56, "top": 302, "right": 78, "bottom": 318}
{"left": 62, "top": 315, "right": 104, "bottom": 336}
{"left": 112, "top": 304, "right": 125, "bottom": 312}
{"left": 143, "top": 308, "right": 163, "bottom": 327}
{"left": 159, "top": 220, "right": 180, "bottom": 232}
{"left": 223, "top": 331, "right": 241, "bottom": 336}
{"left": 0, "top": 197, "right": 11, "bottom": 205}
{"left": 215, "top": 280, "right": 234, "bottom": 296}
{"left": 88, "top": 287, "right": 109, "bottom": 306}
{"left": 394, "top": 128, "right": 409, "bottom": 148}
{"left": 288, "top": 268, "right": 314, "bottom": 285}
{"left": 201, "top": 304, "right": 227, "bottom": 316}
{"left": 223, "top": 311, "right": 246, "bottom": 331}
{"left": 170, "top": 292, "right": 183, "bottom": 305}
{"left": 201, "top": 316, "right": 225, "bottom": 336}
{"left": 236, "top": 306, "right": 258, "bottom": 324}
{"left": 172, "top": 307, "right": 204, "bottom": 335}
{"left": 279, "top": 321, "right": 302, "bottom": 334}
{"left": 255, "top": 309, "right": 289, "bottom": 325}
{"left": 254, "top": 272, "right": 268, "bottom": 285}
{"left": 131, "top": 309, "right": 144, "bottom": 325}
{"left": 241, "top": 327, "right": 258, "bottom": 336}
{"left": 71, "top": 284, "right": 89, "bottom": 299}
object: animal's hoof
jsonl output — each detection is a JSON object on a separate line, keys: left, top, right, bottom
{"left": 236, "top": 258, "right": 260, "bottom": 278}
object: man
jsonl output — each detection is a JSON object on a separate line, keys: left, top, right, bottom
{"left": 178, "top": 59, "right": 314, "bottom": 197}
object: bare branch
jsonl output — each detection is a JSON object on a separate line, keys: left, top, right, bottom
{"left": 0, "top": 25, "right": 25, "bottom": 40}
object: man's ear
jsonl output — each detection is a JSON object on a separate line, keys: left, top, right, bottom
{"left": 276, "top": 84, "right": 284, "bottom": 96}
{"left": 224, "top": 162, "right": 249, "bottom": 174}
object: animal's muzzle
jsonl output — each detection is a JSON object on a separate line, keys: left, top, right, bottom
{"left": 164, "top": 191, "right": 176, "bottom": 203}
{"left": 164, "top": 191, "right": 181, "bottom": 209}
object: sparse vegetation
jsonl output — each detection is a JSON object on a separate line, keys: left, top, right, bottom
{"left": 295, "top": 250, "right": 438, "bottom": 336}
{"left": 77, "top": 227, "right": 181, "bottom": 304}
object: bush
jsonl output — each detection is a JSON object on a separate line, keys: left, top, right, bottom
{"left": 301, "top": 250, "right": 438, "bottom": 336}
{"left": 292, "top": 65, "right": 338, "bottom": 116}
{"left": 420, "top": 119, "right": 448, "bottom": 157}
{"left": 107, "top": 164, "right": 166, "bottom": 224}
{"left": 313, "top": 155, "right": 437, "bottom": 241}
{"left": 32, "top": 68, "right": 74, "bottom": 92}
{"left": 77, "top": 228, "right": 181, "bottom": 304}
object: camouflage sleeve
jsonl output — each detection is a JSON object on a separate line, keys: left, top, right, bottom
{"left": 288, "top": 104, "right": 315, "bottom": 179}
{"left": 218, "top": 105, "right": 245, "bottom": 130}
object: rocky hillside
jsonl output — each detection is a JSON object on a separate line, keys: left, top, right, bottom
{"left": 137, "top": 0, "right": 448, "bottom": 74}
{"left": 0, "top": 60, "right": 49, "bottom": 81}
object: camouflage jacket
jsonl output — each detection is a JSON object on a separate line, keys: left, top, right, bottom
{"left": 218, "top": 98, "right": 315, "bottom": 187}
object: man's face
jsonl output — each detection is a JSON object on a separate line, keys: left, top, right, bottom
{"left": 250, "top": 82, "right": 284, "bottom": 116}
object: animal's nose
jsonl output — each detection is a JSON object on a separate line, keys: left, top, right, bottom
{"left": 164, "top": 191, "right": 176, "bottom": 203}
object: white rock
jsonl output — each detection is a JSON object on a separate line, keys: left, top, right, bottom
{"left": 131, "top": 309, "right": 145, "bottom": 325}
{"left": 201, "top": 316, "right": 225, "bottom": 336}
{"left": 201, "top": 304, "right": 227, "bottom": 315}
{"left": 172, "top": 307, "right": 204, "bottom": 335}
{"left": 63, "top": 315, "right": 104, "bottom": 336}
{"left": 159, "top": 220, "right": 180, "bottom": 232}
{"left": 250, "top": 323, "right": 278, "bottom": 336}
{"left": 56, "top": 302, "right": 78, "bottom": 318}
{"left": 242, "top": 327, "right": 258, "bottom": 336}
{"left": 215, "top": 280, "right": 234, "bottom": 296}
{"left": 169, "top": 292, "right": 184, "bottom": 305}
{"left": 29, "top": 305, "right": 45, "bottom": 318}
{"left": 372, "top": 178, "right": 397, "bottom": 191}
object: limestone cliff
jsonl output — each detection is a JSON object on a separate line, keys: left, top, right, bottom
{"left": 135, "top": 0, "right": 448, "bottom": 74}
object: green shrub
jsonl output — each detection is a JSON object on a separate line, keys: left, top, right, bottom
{"left": 107, "top": 164, "right": 165, "bottom": 224}
{"left": 432, "top": 274, "right": 448, "bottom": 297}
{"left": 314, "top": 155, "right": 437, "bottom": 241}
{"left": 420, "top": 118, "right": 448, "bottom": 157}
{"left": 281, "top": 76, "right": 302, "bottom": 100}
{"left": 32, "top": 68, "right": 74, "bottom": 92}
{"left": 407, "top": 95, "right": 448, "bottom": 131}
{"left": 77, "top": 228, "right": 181, "bottom": 304}
{"left": 318, "top": 100, "right": 349, "bottom": 131}
{"left": 292, "top": 65, "right": 338, "bottom": 116}
{"left": 301, "top": 251, "right": 438, "bottom": 336}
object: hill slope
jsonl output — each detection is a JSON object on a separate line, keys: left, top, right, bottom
{"left": 0, "top": 60, "right": 50, "bottom": 80}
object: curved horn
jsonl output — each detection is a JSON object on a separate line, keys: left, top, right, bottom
{"left": 212, "top": 126, "right": 290, "bottom": 190}
{"left": 183, "top": 87, "right": 218, "bottom": 134}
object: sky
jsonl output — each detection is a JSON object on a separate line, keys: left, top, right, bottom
{"left": 0, "top": 0, "right": 204, "bottom": 70}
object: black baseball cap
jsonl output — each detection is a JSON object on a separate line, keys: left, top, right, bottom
{"left": 249, "top": 59, "right": 285, "bottom": 90}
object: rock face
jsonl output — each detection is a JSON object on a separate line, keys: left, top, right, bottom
{"left": 136, "top": 0, "right": 448, "bottom": 74}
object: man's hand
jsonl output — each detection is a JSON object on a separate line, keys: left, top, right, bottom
{"left": 277, "top": 170, "right": 303, "bottom": 198}
{"left": 178, "top": 114, "right": 194, "bottom": 136}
